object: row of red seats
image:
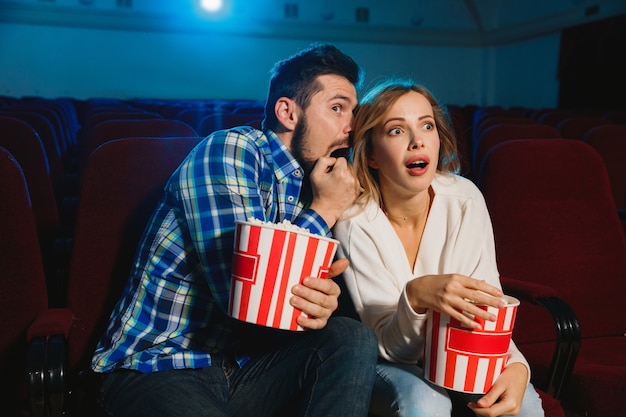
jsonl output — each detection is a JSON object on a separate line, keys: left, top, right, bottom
{"left": 0, "top": 146, "right": 71, "bottom": 417}
{"left": 0, "top": 95, "right": 267, "bottom": 416}
{"left": 1, "top": 96, "right": 624, "bottom": 416}
{"left": 448, "top": 104, "right": 626, "bottom": 176}
{"left": 0, "top": 97, "right": 266, "bottom": 307}
{"left": 448, "top": 104, "right": 626, "bottom": 236}
{"left": 124, "top": 97, "right": 264, "bottom": 136}
{"left": 0, "top": 135, "right": 203, "bottom": 416}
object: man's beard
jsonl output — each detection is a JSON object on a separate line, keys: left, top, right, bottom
{"left": 290, "top": 113, "right": 316, "bottom": 175}
{"left": 290, "top": 114, "right": 316, "bottom": 205}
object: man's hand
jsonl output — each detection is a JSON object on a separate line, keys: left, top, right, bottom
{"left": 308, "top": 156, "right": 361, "bottom": 228}
{"left": 290, "top": 258, "right": 349, "bottom": 330}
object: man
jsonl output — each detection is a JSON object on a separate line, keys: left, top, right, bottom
{"left": 92, "top": 43, "right": 378, "bottom": 417}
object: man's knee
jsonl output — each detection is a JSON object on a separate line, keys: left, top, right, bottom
{"left": 326, "top": 317, "right": 378, "bottom": 355}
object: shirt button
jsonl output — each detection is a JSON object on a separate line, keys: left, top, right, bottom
{"left": 293, "top": 170, "right": 302, "bottom": 178}
{"left": 287, "top": 196, "right": 295, "bottom": 202}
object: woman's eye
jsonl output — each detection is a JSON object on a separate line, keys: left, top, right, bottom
{"left": 424, "top": 122, "right": 434, "bottom": 131}
{"left": 332, "top": 105, "right": 341, "bottom": 113}
{"left": 388, "top": 127, "right": 402, "bottom": 135}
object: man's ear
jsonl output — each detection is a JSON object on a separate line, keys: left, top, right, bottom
{"left": 275, "top": 97, "right": 298, "bottom": 131}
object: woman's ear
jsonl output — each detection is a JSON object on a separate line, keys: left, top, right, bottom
{"left": 368, "top": 157, "right": 379, "bottom": 169}
{"left": 275, "top": 97, "right": 298, "bottom": 131}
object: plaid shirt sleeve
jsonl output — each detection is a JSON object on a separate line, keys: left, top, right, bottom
{"left": 171, "top": 129, "right": 272, "bottom": 309}
{"left": 172, "top": 128, "right": 330, "bottom": 309}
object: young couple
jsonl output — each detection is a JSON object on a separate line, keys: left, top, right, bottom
{"left": 91, "top": 43, "right": 544, "bottom": 417}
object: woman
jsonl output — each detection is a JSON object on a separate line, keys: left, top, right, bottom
{"left": 333, "top": 80, "right": 544, "bottom": 417}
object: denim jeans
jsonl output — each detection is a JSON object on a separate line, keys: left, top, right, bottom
{"left": 97, "top": 317, "right": 378, "bottom": 417}
{"left": 369, "top": 360, "right": 545, "bottom": 417}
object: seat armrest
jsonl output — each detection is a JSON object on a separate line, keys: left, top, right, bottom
{"left": 27, "top": 308, "right": 73, "bottom": 341}
{"left": 47, "top": 335, "right": 67, "bottom": 417}
{"left": 500, "top": 276, "right": 558, "bottom": 301}
{"left": 27, "top": 337, "right": 46, "bottom": 417}
{"left": 26, "top": 308, "right": 72, "bottom": 417}
{"left": 500, "top": 277, "right": 581, "bottom": 400}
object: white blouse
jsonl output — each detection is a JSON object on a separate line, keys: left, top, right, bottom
{"left": 333, "top": 173, "right": 529, "bottom": 374}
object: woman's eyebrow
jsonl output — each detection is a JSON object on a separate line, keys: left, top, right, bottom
{"left": 383, "top": 114, "right": 434, "bottom": 125}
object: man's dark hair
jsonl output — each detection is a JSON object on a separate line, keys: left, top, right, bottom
{"left": 262, "top": 43, "right": 363, "bottom": 131}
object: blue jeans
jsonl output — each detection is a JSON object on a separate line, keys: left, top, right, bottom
{"left": 369, "top": 360, "right": 545, "bottom": 417}
{"left": 97, "top": 317, "right": 378, "bottom": 417}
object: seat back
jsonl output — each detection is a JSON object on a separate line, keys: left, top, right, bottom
{"left": 472, "top": 107, "right": 524, "bottom": 129}
{"left": 0, "top": 147, "right": 49, "bottom": 416}
{"left": 472, "top": 116, "right": 534, "bottom": 154}
{"left": 223, "top": 113, "right": 263, "bottom": 130}
{"left": 175, "top": 107, "right": 219, "bottom": 132}
{"left": 556, "top": 116, "right": 611, "bottom": 140}
{"left": 536, "top": 110, "right": 574, "bottom": 127}
{"left": 199, "top": 112, "right": 262, "bottom": 136}
{"left": 473, "top": 124, "right": 561, "bottom": 176}
{"left": 0, "top": 109, "right": 65, "bottom": 189}
{"left": 81, "top": 118, "right": 198, "bottom": 165}
{"left": 78, "top": 110, "right": 162, "bottom": 154}
{"left": 477, "top": 139, "right": 626, "bottom": 343}
{"left": 0, "top": 116, "right": 60, "bottom": 235}
{"left": 66, "top": 136, "right": 203, "bottom": 374}
{"left": 582, "top": 124, "right": 626, "bottom": 210}
{"left": 14, "top": 101, "right": 73, "bottom": 158}
{"left": 81, "top": 110, "right": 162, "bottom": 134}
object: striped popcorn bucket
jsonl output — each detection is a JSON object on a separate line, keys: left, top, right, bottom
{"left": 424, "top": 295, "right": 519, "bottom": 394}
{"left": 229, "top": 220, "right": 339, "bottom": 331}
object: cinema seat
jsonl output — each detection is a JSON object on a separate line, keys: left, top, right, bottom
{"left": 477, "top": 139, "right": 626, "bottom": 417}
{"left": 0, "top": 110, "right": 66, "bottom": 194}
{"left": 0, "top": 116, "right": 60, "bottom": 236}
{"left": 472, "top": 123, "right": 561, "bottom": 177}
{"left": 64, "top": 136, "right": 202, "bottom": 415}
{"left": 0, "top": 147, "right": 72, "bottom": 417}
{"left": 556, "top": 116, "right": 611, "bottom": 140}
{"left": 79, "top": 118, "right": 198, "bottom": 168}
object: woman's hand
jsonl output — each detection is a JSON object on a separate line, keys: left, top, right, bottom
{"left": 406, "top": 274, "right": 504, "bottom": 329}
{"left": 290, "top": 258, "right": 348, "bottom": 330}
{"left": 467, "top": 362, "right": 529, "bottom": 416}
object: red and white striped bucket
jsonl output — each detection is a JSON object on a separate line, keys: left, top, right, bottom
{"left": 229, "top": 220, "right": 338, "bottom": 331}
{"left": 424, "top": 295, "right": 519, "bottom": 393}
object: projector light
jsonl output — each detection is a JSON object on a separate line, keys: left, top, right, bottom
{"left": 201, "top": 0, "right": 223, "bottom": 13}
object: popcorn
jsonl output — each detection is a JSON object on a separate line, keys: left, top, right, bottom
{"left": 246, "top": 218, "right": 311, "bottom": 234}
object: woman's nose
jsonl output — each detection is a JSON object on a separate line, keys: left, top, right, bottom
{"left": 410, "top": 136, "right": 424, "bottom": 149}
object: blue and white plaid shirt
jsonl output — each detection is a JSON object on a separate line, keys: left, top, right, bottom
{"left": 91, "top": 126, "right": 330, "bottom": 373}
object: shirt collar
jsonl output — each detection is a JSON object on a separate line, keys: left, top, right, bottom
{"left": 265, "top": 129, "right": 303, "bottom": 182}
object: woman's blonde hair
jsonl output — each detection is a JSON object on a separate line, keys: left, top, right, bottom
{"left": 351, "top": 79, "right": 460, "bottom": 208}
